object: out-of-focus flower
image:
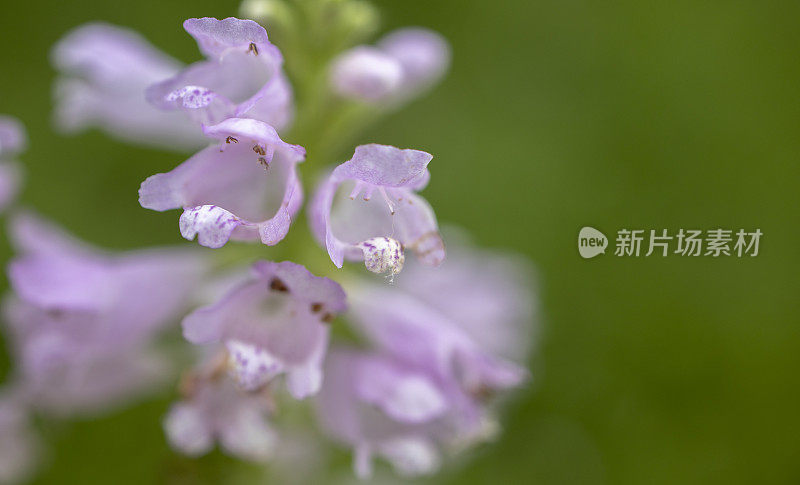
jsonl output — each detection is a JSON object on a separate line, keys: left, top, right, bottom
{"left": 146, "top": 17, "right": 293, "bottom": 130}
{"left": 310, "top": 144, "right": 444, "bottom": 275}
{"left": 346, "top": 238, "right": 533, "bottom": 400}
{"left": 316, "top": 349, "right": 450, "bottom": 479}
{"left": 52, "top": 23, "right": 205, "bottom": 151}
{"left": 163, "top": 353, "right": 277, "bottom": 461}
{"left": 182, "top": 261, "right": 346, "bottom": 399}
{"left": 0, "top": 116, "right": 25, "bottom": 211}
{"left": 316, "top": 238, "right": 535, "bottom": 477}
{"left": 330, "top": 27, "right": 449, "bottom": 103}
{"left": 0, "top": 393, "right": 39, "bottom": 484}
{"left": 330, "top": 47, "right": 404, "bottom": 101}
{"left": 139, "top": 118, "right": 305, "bottom": 248}
{"left": 2, "top": 213, "right": 206, "bottom": 416}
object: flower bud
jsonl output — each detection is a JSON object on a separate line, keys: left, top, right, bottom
{"left": 239, "top": 0, "right": 294, "bottom": 33}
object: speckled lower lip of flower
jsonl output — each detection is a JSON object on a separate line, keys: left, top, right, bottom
{"left": 138, "top": 118, "right": 305, "bottom": 248}
{"left": 181, "top": 261, "right": 346, "bottom": 400}
{"left": 310, "top": 143, "right": 445, "bottom": 276}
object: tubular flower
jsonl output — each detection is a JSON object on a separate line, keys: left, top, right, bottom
{"left": 317, "top": 241, "right": 535, "bottom": 478}
{"left": 0, "top": 116, "right": 25, "bottom": 211}
{"left": 182, "top": 261, "right": 346, "bottom": 399}
{"left": 2, "top": 213, "right": 206, "bottom": 415}
{"left": 310, "top": 144, "right": 444, "bottom": 275}
{"left": 316, "top": 349, "right": 455, "bottom": 479}
{"left": 139, "top": 118, "right": 305, "bottom": 248}
{"left": 330, "top": 27, "right": 450, "bottom": 103}
{"left": 146, "top": 17, "right": 293, "bottom": 130}
{"left": 345, "top": 238, "right": 533, "bottom": 402}
{"left": 51, "top": 23, "right": 205, "bottom": 150}
{"left": 163, "top": 353, "right": 277, "bottom": 462}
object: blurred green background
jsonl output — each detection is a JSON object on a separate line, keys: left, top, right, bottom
{"left": 2, "top": 0, "right": 800, "bottom": 483}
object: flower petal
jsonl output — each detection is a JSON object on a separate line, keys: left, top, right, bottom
{"left": 226, "top": 339, "right": 284, "bottom": 391}
{"left": 183, "top": 17, "right": 277, "bottom": 60}
{"left": 330, "top": 47, "right": 404, "bottom": 100}
{"left": 139, "top": 141, "right": 303, "bottom": 248}
{"left": 164, "top": 403, "right": 214, "bottom": 457}
{"left": 51, "top": 23, "right": 204, "bottom": 150}
{"left": 378, "top": 28, "right": 450, "bottom": 95}
{"left": 179, "top": 205, "right": 245, "bottom": 249}
{"left": 354, "top": 356, "right": 447, "bottom": 424}
{"left": 0, "top": 115, "right": 26, "bottom": 157}
{"left": 333, "top": 144, "right": 431, "bottom": 189}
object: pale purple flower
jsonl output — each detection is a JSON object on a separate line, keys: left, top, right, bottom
{"left": 146, "top": 17, "right": 292, "bottom": 130}
{"left": 0, "top": 116, "right": 26, "bottom": 155}
{"left": 52, "top": 23, "right": 205, "bottom": 150}
{"left": 345, "top": 238, "right": 533, "bottom": 400}
{"left": 318, "top": 239, "right": 535, "bottom": 477}
{"left": 139, "top": 118, "right": 305, "bottom": 248}
{"left": 0, "top": 393, "right": 39, "bottom": 484}
{"left": 316, "top": 349, "right": 455, "bottom": 479}
{"left": 164, "top": 356, "right": 277, "bottom": 461}
{"left": 378, "top": 28, "right": 450, "bottom": 95}
{"left": 330, "top": 47, "right": 404, "bottom": 100}
{"left": 0, "top": 115, "right": 25, "bottom": 211}
{"left": 309, "top": 144, "right": 444, "bottom": 275}
{"left": 182, "top": 261, "right": 346, "bottom": 399}
{"left": 2, "top": 213, "right": 206, "bottom": 416}
{"left": 330, "top": 27, "right": 449, "bottom": 103}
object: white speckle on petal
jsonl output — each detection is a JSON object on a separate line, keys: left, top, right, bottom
{"left": 166, "top": 85, "right": 217, "bottom": 109}
{"left": 357, "top": 237, "right": 404, "bottom": 276}
{"left": 225, "top": 340, "right": 284, "bottom": 391}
